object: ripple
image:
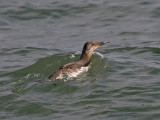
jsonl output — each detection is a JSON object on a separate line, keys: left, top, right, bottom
{"left": 2, "top": 3, "right": 97, "bottom": 21}
{"left": 152, "top": 7, "right": 160, "bottom": 18}
{"left": 15, "top": 102, "right": 57, "bottom": 115}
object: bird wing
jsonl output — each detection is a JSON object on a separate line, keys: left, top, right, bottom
{"left": 48, "top": 62, "right": 82, "bottom": 79}
{"left": 60, "top": 62, "right": 81, "bottom": 73}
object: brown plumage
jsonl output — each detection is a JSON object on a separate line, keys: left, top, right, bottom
{"left": 48, "top": 41, "right": 109, "bottom": 79}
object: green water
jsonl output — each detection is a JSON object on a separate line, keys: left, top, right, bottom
{"left": 0, "top": 0, "right": 160, "bottom": 120}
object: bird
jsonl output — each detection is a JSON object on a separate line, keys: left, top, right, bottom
{"left": 48, "top": 41, "right": 109, "bottom": 80}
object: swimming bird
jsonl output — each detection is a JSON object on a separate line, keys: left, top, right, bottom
{"left": 48, "top": 41, "right": 109, "bottom": 80}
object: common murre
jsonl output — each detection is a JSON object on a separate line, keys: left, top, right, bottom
{"left": 48, "top": 41, "right": 109, "bottom": 80}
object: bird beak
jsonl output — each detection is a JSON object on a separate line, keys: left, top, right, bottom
{"left": 101, "top": 41, "right": 110, "bottom": 45}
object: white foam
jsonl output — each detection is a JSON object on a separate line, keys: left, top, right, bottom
{"left": 75, "top": 51, "right": 81, "bottom": 55}
{"left": 70, "top": 54, "right": 75, "bottom": 58}
{"left": 93, "top": 51, "right": 104, "bottom": 58}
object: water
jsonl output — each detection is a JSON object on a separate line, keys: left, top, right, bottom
{"left": 0, "top": 0, "right": 160, "bottom": 119}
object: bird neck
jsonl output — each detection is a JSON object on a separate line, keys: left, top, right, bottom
{"left": 79, "top": 50, "right": 93, "bottom": 66}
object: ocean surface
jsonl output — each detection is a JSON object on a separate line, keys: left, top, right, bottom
{"left": 0, "top": 0, "right": 160, "bottom": 120}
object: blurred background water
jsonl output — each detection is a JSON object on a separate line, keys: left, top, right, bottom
{"left": 0, "top": 0, "right": 160, "bottom": 120}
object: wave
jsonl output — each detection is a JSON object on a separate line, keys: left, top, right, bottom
{"left": 4, "top": 52, "right": 108, "bottom": 82}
